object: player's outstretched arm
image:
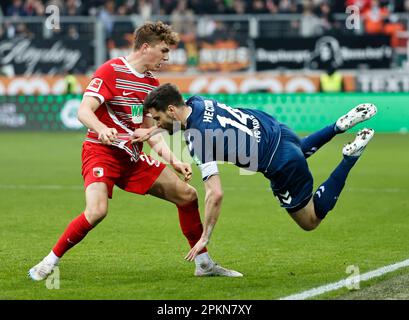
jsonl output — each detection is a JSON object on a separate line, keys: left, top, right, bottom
{"left": 185, "top": 174, "right": 223, "bottom": 261}
{"left": 77, "top": 95, "right": 118, "bottom": 145}
{"left": 131, "top": 125, "right": 161, "bottom": 143}
{"left": 140, "top": 117, "right": 192, "bottom": 181}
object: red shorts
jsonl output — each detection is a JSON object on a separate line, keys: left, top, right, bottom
{"left": 81, "top": 141, "right": 166, "bottom": 198}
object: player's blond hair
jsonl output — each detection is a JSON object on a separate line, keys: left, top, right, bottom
{"left": 133, "top": 21, "right": 179, "bottom": 50}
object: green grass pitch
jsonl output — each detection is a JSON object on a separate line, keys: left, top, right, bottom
{"left": 0, "top": 131, "right": 408, "bottom": 299}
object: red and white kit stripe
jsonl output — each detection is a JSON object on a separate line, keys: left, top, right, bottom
{"left": 84, "top": 56, "right": 159, "bottom": 140}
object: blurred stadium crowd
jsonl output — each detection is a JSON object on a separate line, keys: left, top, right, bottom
{"left": 0, "top": 1, "right": 408, "bottom": 125}
{"left": 1, "top": 0, "right": 409, "bottom": 39}
{"left": 0, "top": 0, "right": 408, "bottom": 80}
{"left": 2, "top": 0, "right": 409, "bottom": 16}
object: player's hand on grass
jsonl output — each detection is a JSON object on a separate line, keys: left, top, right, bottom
{"left": 131, "top": 126, "right": 158, "bottom": 143}
{"left": 185, "top": 237, "right": 209, "bottom": 261}
{"left": 172, "top": 162, "right": 192, "bottom": 182}
{"left": 98, "top": 127, "right": 118, "bottom": 145}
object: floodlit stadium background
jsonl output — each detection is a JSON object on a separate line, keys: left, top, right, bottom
{"left": 1, "top": 0, "right": 409, "bottom": 300}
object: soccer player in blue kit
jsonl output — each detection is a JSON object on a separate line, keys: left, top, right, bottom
{"left": 136, "top": 83, "right": 377, "bottom": 265}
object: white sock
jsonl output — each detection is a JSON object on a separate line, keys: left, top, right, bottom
{"left": 195, "top": 252, "right": 213, "bottom": 268}
{"left": 44, "top": 250, "right": 60, "bottom": 265}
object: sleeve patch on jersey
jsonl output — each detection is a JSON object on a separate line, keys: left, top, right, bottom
{"left": 87, "top": 78, "right": 103, "bottom": 92}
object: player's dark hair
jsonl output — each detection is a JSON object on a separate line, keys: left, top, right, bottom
{"left": 133, "top": 21, "right": 179, "bottom": 50}
{"left": 144, "top": 83, "right": 185, "bottom": 112}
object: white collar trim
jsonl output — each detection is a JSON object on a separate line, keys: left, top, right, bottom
{"left": 119, "top": 56, "right": 145, "bottom": 78}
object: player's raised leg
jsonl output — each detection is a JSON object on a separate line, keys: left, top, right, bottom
{"left": 291, "top": 128, "right": 375, "bottom": 231}
{"left": 300, "top": 103, "right": 377, "bottom": 158}
{"left": 147, "top": 167, "right": 242, "bottom": 277}
{"left": 28, "top": 182, "right": 108, "bottom": 281}
{"left": 336, "top": 103, "right": 377, "bottom": 132}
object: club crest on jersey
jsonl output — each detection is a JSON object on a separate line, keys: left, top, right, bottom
{"left": 93, "top": 167, "right": 104, "bottom": 178}
{"left": 131, "top": 105, "right": 143, "bottom": 124}
{"left": 87, "top": 78, "right": 103, "bottom": 92}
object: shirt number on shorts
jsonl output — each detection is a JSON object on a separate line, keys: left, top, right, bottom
{"left": 139, "top": 154, "right": 160, "bottom": 167}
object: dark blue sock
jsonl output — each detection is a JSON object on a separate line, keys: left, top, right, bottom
{"left": 313, "top": 156, "right": 359, "bottom": 220}
{"left": 301, "top": 123, "right": 340, "bottom": 158}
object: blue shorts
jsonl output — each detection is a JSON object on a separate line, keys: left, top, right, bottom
{"left": 264, "top": 124, "right": 313, "bottom": 213}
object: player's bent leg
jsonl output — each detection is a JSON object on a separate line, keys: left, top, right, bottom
{"left": 300, "top": 103, "right": 376, "bottom": 159}
{"left": 148, "top": 167, "right": 243, "bottom": 277}
{"left": 147, "top": 167, "right": 204, "bottom": 250}
{"left": 84, "top": 182, "right": 109, "bottom": 225}
{"left": 147, "top": 166, "right": 197, "bottom": 206}
{"left": 289, "top": 199, "right": 321, "bottom": 231}
{"left": 28, "top": 182, "right": 108, "bottom": 281}
{"left": 301, "top": 124, "right": 338, "bottom": 159}
{"left": 307, "top": 129, "right": 375, "bottom": 225}
{"left": 29, "top": 210, "right": 96, "bottom": 281}
{"left": 342, "top": 128, "right": 375, "bottom": 157}
{"left": 336, "top": 103, "right": 377, "bottom": 132}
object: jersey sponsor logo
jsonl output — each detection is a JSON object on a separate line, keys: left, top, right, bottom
{"left": 87, "top": 78, "right": 103, "bottom": 92}
{"left": 123, "top": 91, "right": 133, "bottom": 96}
{"left": 92, "top": 167, "right": 104, "bottom": 177}
{"left": 131, "top": 105, "right": 143, "bottom": 124}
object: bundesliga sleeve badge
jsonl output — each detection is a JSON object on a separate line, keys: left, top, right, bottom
{"left": 87, "top": 78, "right": 103, "bottom": 92}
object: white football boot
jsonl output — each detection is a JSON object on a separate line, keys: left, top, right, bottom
{"left": 195, "top": 262, "right": 243, "bottom": 277}
{"left": 28, "top": 258, "right": 57, "bottom": 281}
{"left": 336, "top": 103, "right": 377, "bottom": 132}
{"left": 342, "top": 128, "right": 375, "bottom": 157}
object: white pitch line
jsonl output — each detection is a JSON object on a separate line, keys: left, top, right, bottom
{"left": 280, "top": 258, "right": 409, "bottom": 300}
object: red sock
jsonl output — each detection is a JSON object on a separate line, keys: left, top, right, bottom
{"left": 52, "top": 213, "right": 94, "bottom": 257}
{"left": 177, "top": 200, "right": 207, "bottom": 254}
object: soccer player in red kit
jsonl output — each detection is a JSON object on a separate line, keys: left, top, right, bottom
{"left": 29, "top": 21, "right": 242, "bottom": 281}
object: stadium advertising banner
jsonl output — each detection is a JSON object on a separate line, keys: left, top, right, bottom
{"left": 0, "top": 74, "right": 356, "bottom": 94}
{"left": 109, "top": 37, "right": 251, "bottom": 73}
{"left": 1, "top": 93, "right": 407, "bottom": 132}
{"left": 255, "top": 35, "right": 393, "bottom": 70}
{"left": 0, "top": 76, "right": 86, "bottom": 95}
{"left": 0, "top": 37, "right": 93, "bottom": 75}
{"left": 356, "top": 72, "right": 409, "bottom": 92}
{"left": 0, "top": 95, "right": 83, "bottom": 131}
{"left": 194, "top": 38, "right": 250, "bottom": 72}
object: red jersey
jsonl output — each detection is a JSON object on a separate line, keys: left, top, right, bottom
{"left": 83, "top": 56, "right": 159, "bottom": 139}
